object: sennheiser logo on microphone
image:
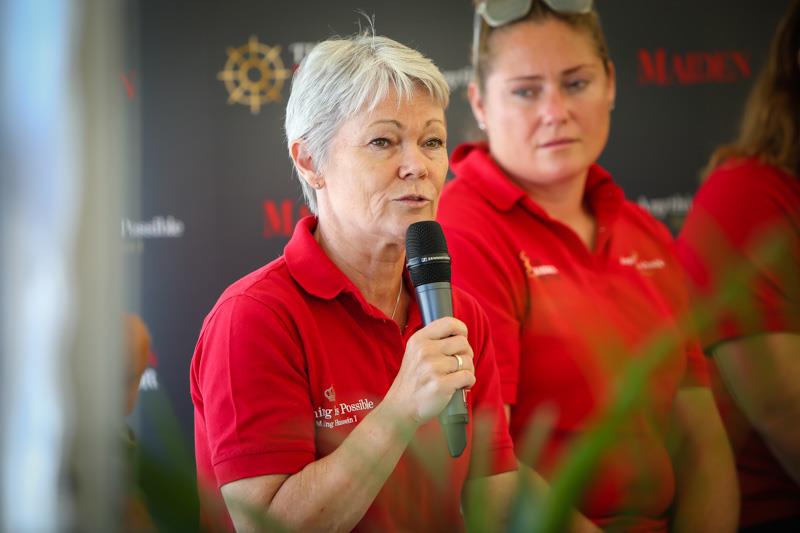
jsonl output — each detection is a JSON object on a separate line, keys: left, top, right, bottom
{"left": 408, "top": 254, "right": 450, "bottom": 268}
{"left": 419, "top": 254, "right": 449, "bottom": 263}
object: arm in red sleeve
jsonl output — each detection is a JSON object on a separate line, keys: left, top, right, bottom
{"left": 678, "top": 163, "right": 800, "bottom": 483}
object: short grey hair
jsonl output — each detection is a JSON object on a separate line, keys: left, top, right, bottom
{"left": 284, "top": 33, "right": 450, "bottom": 214}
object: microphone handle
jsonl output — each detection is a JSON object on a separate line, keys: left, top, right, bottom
{"left": 416, "top": 282, "right": 453, "bottom": 324}
{"left": 415, "top": 282, "right": 468, "bottom": 457}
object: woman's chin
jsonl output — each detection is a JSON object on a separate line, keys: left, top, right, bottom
{"left": 389, "top": 212, "right": 434, "bottom": 240}
{"left": 408, "top": 211, "right": 437, "bottom": 228}
{"left": 527, "top": 160, "right": 590, "bottom": 187}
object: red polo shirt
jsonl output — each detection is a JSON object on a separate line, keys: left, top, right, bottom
{"left": 190, "top": 215, "right": 516, "bottom": 532}
{"left": 437, "top": 143, "right": 709, "bottom": 532}
{"left": 676, "top": 157, "right": 800, "bottom": 527}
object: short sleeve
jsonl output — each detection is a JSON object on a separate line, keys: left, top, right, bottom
{"left": 193, "top": 294, "right": 315, "bottom": 486}
{"left": 444, "top": 226, "right": 525, "bottom": 405}
{"left": 677, "top": 163, "right": 800, "bottom": 348}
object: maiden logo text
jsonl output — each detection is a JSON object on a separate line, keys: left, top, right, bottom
{"left": 638, "top": 48, "right": 751, "bottom": 85}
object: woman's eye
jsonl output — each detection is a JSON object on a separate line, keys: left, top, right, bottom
{"left": 424, "top": 137, "right": 444, "bottom": 149}
{"left": 369, "top": 138, "right": 392, "bottom": 148}
{"left": 565, "top": 79, "right": 589, "bottom": 92}
{"left": 512, "top": 87, "right": 538, "bottom": 98}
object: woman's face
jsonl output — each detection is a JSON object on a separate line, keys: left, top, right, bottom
{"left": 313, "top": 88, "right": 448, "bottom": 245}
{"left": 471, "top": 18, "right": 615, "bottom": 190}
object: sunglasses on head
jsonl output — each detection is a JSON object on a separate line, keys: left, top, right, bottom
{"left": 477, "top": 0, "right": 593, "bottom": 26}
{"left": 472, "top": 0, "right": 595, "bottom": 66}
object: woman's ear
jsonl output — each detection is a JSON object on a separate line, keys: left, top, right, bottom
{"left": 467, "top": 81, "right": 487, "bottom": 131}
{"left": 290, "top": 139, "right": 324, "bottom": 189}
{"left": 606, "top": 60, "right": 617, "bottom": 111}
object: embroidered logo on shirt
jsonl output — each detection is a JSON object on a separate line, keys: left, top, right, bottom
{"left": 619, "top": 251, "right": 666, "bottom": 273}
{"left": 637, "top": 258, "right": 666, "bottom": 271}
{"left": 313, "top": 397, "right": 375, "bottom": 430}
{"left": 324, "top": 385, "right": 336, "bottom": 403}
{"left": 619, "top": 252, "right": 638, "bottom": 266}
{"left": 519, "top": 250, "right": 559, "bottom": 278}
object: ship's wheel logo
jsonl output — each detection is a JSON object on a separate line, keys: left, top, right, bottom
{"left": 218, "top": 36, "right": 291, "bottom": 114}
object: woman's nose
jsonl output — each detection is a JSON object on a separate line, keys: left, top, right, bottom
{"left": 539, "top": 87, "right": 569, "bottom": 126}
{"left": 398, "top": 145, "right": 428, "bottom": 180}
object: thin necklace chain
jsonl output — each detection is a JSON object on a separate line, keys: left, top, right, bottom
{"left": 390, "top": 280, "right": 403, "bottom": 320}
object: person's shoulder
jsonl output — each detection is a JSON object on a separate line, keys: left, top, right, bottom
{"left": 699, "top": 157, "right": 799, "bottom": 205}
{"left": 618, "top": 199, "right": 675, "bottom": 246}
{"left": 679, "top": 159, "right": 800, "bottom": 264}
{"left": 204, "top": 256, "right": 299, "bottom": 327}
{"left": 440, "top": 142, "right": 523, "bottom": 227}
{"left": 709, "top": 156, "right": 792, "bottom": 181}
{"left": 439, "top": 175, "right": 492, "bottom": 219}
{"left": 439, "top": 180, "right": 516, "bottom": 250}
{"left": 689, "top": 158, "right": 800, "bottom": 238}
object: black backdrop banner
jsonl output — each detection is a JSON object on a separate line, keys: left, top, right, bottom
{"left": 123, "top": 0, "right": 790, "bottom": 490}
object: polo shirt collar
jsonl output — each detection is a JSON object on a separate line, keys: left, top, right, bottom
{"left": 451, "top": 142, "right": 525, "bottom": 212}
{"left": 284, "top": 215, "right": 355, "bottom": 300}
{"left": 285, "top": 216, "right": 423, "bottom": 330}
{"left": 584, "top": 163, "right": 624, "bottom": 229}
{"left": 451, "top": 142, "right": 624, "bottom": 227}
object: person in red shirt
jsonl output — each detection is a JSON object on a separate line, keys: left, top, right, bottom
{"left": 677, "top": 1, "right": 800, "bottom": 530}
{"left": 190, "top": 32, "right": 519, "bottom": 532}
{"left": 437, "top": 1, "right": 737, "bottom": 531}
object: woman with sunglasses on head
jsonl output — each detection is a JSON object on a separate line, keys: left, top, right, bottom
{"left": 677, "top": 1, "right": 800, "bottom": 530}
{"left": 437, "top": 0, "right": 737, "bottom": 531}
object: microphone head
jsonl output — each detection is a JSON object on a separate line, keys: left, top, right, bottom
{"left": 405, "top": 221, "right": 451, "bottom": 287}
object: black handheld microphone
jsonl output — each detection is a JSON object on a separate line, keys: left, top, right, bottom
{"left": 405, "top": 220, "right": 468, "bottom": 458}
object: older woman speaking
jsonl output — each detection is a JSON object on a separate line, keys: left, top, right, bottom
{"left": 190, "top": 33, "right": 517, "bottom": 532}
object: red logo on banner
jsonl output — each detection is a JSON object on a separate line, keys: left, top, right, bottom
{"left": 120, "top": 70, "right": 136, "bottom": 100}
{"left": 637, "top": 49, "right": 751, "bottom": 85}
{"left": 263, "top": 199, "right": 311, "bottom": 237}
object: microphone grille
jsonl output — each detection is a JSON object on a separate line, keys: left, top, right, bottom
{"left": 405, "top": 221, "right": 451, "bottom": 286}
